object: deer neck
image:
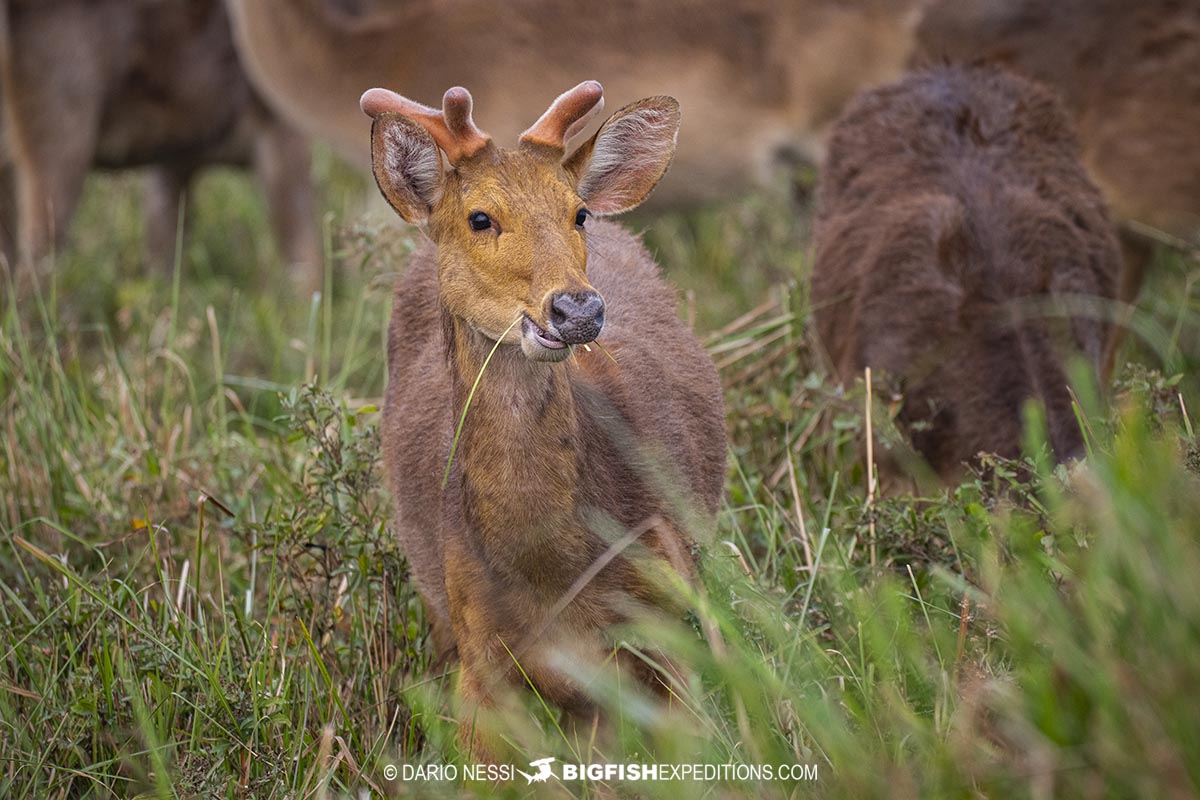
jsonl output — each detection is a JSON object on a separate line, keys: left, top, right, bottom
{"left": 443, "top": 312, "right": 590, "bottom": 579}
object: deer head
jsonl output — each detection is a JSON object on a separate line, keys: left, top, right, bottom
{"left": 362, "top": 81, "right": 680, "bottom": 361}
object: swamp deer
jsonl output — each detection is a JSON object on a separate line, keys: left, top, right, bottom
{"left": 225, "top": 0, "right": 920, "bottom": 208}
{"left": 914, "top": 0, "right": 1200, "bottom": 304}
{"left": 811, "top": 65, "right": 1120, "bottom": 480}
{"left": 367, "top": 81, "right": 726, "bottom": 754}
{"left": 0, "top": 0, "right": 320, "bottom": 287}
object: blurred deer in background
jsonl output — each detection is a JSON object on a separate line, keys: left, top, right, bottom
{"left": 811, "top": 65, "right": 1121, "bottom": 481}
{"left": 366, "top": 80, "right": 726, "bottom": 756}
{"left": 226, "top": 0, "right": 921, "bottom": 209}
{"left": 0, "top": 0, "right": 320, "bottom": 288}
{"left": 914, "top": 0, "right": 1200, "bottom": 305}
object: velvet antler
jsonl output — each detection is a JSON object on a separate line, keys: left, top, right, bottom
{"left": 360, "top": 86, "right": 491, "bottom": 163}
{"left": 520, "top": 80, "right": 605, "bottom": 151}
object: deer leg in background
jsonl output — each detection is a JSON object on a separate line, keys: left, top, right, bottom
{"left": 3, "top": 6, "right": 104, "bottom": 276}
{"left": 252, "top": 111, "right": 322, "bottom": 295}
{"left": 0, "top": 158, "right": 16, "bottom": 272}
{"left": 10, "top": 107, "right": 97, "bottom": 278}
{"left": 143, "top": 165, "right": 194, "bottom": 276}
{"left": 1103, "top": 230, "right": 1156, "bottom": 382}
{"left": 1117, "top": 229, "right": 1155, "bottom": 309}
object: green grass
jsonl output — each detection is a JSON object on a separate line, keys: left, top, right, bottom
{"left": 1, "top": 152, "right": 1198, "bottom": 798}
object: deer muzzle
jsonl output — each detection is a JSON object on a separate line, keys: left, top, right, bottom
{"left": 547, "top": 290, "right": 605, "bottom": 345}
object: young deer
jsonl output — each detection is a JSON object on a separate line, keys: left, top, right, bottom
{"left": 811, "top": 65, "right": 1121, "bottom": 480}
{"left": 364, "top": 81, "right": 726, "bottom": 754}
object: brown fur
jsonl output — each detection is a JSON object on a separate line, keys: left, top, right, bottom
{"left": 811, "top": 66, "right": 1120, "bottom": 480}
{"left": 0, "top": 0, "right": 320, "bottom": 286}
{"left": 225, "top": 0, "right": 920, "bottom": 207}
{"left": 372, "top": 88, "right": 726, "bottom": 755}
{"left": 914, "top": 0, "right": 1200, "bottom": 301}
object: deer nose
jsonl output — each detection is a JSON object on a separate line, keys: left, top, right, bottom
{"left": 548, "top": 290, "right": 605, "bottom": 344}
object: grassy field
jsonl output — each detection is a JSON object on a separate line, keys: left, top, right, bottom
{"left": 1, "top": 151, "right": 1198, "bottom": 798}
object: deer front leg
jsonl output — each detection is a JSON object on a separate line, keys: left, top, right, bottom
{"left": 1102, "top": 230, "right": 1155, "bottom": 383}
{"left": 445, "top": 550, "right": 591, "bottom": 763}
{"left": 252, "top": 108, "right": 322, "bottom": 294}
{"left": 142, "top": 166, "right": 193, "bottom": 275}
{"left": 453, "top": 654, "right": 505, "bottom": 765}
{"left": 443, "top": 549, "right": 512, "bottom": 764}
{"left": 9, "top": 97, "right": 97, "bottom": 277}
{"left": 4, "top": 5, "right": 104, "bottom": 276}
{"left": 0, "top": 158, "right": 17, "bottom": 272}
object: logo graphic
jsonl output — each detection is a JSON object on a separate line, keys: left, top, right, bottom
{"left": 516, "top": 757, "right": 556, "bottom": 784}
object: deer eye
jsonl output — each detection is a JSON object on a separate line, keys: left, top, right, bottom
{"left": 575, "top": 208, "right": 590, "bottom": 229}
{"left": 468, "top": 211, "right": 492, "bottom": 232}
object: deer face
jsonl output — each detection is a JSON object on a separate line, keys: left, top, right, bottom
{"left": 427, "top": 150, "right": 598, "bottom": 360}
{"left": 364, "top": 82, "right": 680, "bottom": 361}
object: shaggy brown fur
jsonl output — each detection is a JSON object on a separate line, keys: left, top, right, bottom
{"left": 811, "top": 65, "right": 1120, "bottom": 480}
{"left": 371, "top": 85, "right": 726, "bottom": 756}
{"left": 0, "top": 0, "right": 319, "bottom": 286}
{"left": 914, "top": 0, "right": 1200, "bottom": 301}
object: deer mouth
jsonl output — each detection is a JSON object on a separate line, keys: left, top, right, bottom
{"left": 520, "top": 315, "right": 571, "bottom": 362}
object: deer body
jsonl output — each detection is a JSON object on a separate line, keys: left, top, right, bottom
{"left": 914, "top": 0, "right": 1200, "bottom": 303}
{"left": 915, "top": 0, "right": 1200, "bottom": 243}
{"left": 367, "top": 82, "right": 725, "bottom": 746}
{"left": 386, "top": 220, "right": 724, "bottom": 700}
{"left": 0, "top": 0, "right": 319, "bottom": 284}
{"left": 225, "top": 0, "right": 919, "bottom": 208}
{"left": 811, "top": 66, "right": 1120, "bottom": 479}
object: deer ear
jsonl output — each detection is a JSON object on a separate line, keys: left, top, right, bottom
{"left": 563, "top": 96, "right": 680, "bottom": 215}
{"left": 371, "top": 112, "right": 444, "bottom": 224}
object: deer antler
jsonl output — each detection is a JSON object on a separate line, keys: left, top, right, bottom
{"left": 520, "top": 80, "right": 605, "bottom": 151}
{"left": 360, "top": 86, "right": 491, "bottom": 163}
